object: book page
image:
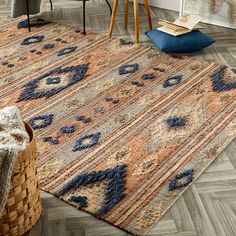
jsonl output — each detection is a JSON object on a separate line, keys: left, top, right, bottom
{"left": 159, "top": 20, "right": 187, "bottom": 30}
{"left": 174, "top": 14, "right": 203, "bottom": 30}
{"left": 158, "top": 26, "right": 191, "bottom": 36}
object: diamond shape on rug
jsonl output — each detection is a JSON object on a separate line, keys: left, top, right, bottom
{"left": 57, "top": 164, "right": 127, "bottom": 215}
{"left": 211, "top": 66, "right": 236, "bottom": 92}
{"left": 57, "top": 46, "right": 78, "bottom": 56}
{"left": 118, "top": 63, "right": 139, "bottom": 75}
{"left": 166, "top": 116, "right": 186, "bottom": 128}
{"left": 163, "top": 75, "right": 182, "bottom": 88}
{"left": 72, "top": 132, "right": 101, "bottom": 151}
{"left": 21, "top": 35, "right": 44, "bottom": 45}
{"left": 28, "top": 114, "right": 54, "bottom": 130}
{"left": 169, "top": 169, "right": 193, "bottom": 191}
{"left": 17, "top": 64, "right": 89, "bottom": 102}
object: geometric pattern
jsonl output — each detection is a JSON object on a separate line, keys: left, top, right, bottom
{"left": 17, "top": 19, "right": 29, "bottom": 29}
{"left": 70, "top": 195, "right": 88, "bottom": 208}
{"left": 142, "top": 73, "right": 156, "bottom": 80}
{"left": 43, "top": 43, "right": 55, "bottom": 50}
{"left": 8, "top": 3, "right": 234, "bottom": 235}
{"left": 131, "top": 81, "right": 144, "bottom": 87}
{"left": 163, "top": 75, "right": 182, "bottom": 88}
{"left": 169, "top": 169, "right": 193, "bottom": 191}
{"left": 16, "top": 64, "right": 89, "bottom": 102}
{"left": 46, "top": 77, "right": 61, "bottom": 85}
{"left": 1, "top": 5, "right": 236, "bottom": 235}
{"left": 43, "top": 136, "right": 59, "bottom": 145}
{"left": 59, "top": 125, "right": 76, "bottom": 134}
{"left": 76, "top": 115, "right": 92, "bottom": 123}
{"left": 105, "top": 97, "right": 119, "bottom": 104}
{"left": 28, "top": 141, "right": 236, "bottom": 236}
{"left": 43, "top": 125, "right": 76, "bottom": 145}
{"left": 57, "top": 164, "right": 127, "bottom": 215}
{"left": 118, "top": 63, "right": 139, "bottom": 75}
{"left": 57, "top": 46, "right": 78, "bottom": 56}
{"left": 21, "top": 35, "right": 44, "bottom": 45}
{"left": 211, "top": 66, "right": 236, "bottom": 92}
{"left": 153, "top": 67, "right": 165, "bottom": 72}
{"left": 28, "top": 114, "right": 54, "bottom": 130}
{"left": 72, "top": 132, "right": 101, "bottom": 152}
{"left": 166, "top": 117, "right": 186, "bottom": 128}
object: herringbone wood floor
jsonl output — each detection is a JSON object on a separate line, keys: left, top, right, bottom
{"left": 1, "top": 1, "right": 236, "bottom": 235}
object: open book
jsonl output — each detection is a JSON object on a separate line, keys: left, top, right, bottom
{"left": 158, "top": 14, "right": 203, "bottom": 36}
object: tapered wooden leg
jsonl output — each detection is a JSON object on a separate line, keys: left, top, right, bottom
{"left": 109, "top": 0, "right": 119, "bottom": 36}
{"left": 125, "top": 0, "right": 129, "bottom": 29}
{"left": 133, "top": 0, "right": 139, "bottom": 43}
{"left": 25, "top": 0, "right": 31, "bottom": 32}
{"left": 144, "top": 0, "right": 152, "bottom": 30}
{"left": 82, "top": 0, "right": 86, "bottom": 35}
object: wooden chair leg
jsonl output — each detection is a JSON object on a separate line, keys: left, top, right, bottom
{"left": 25, "top": 0, "right": 31, "bottom": 32}
{"left": 82, "top": 0, "right": 86, "bottom": 35}
{"left": 109, "top": 0, "right": 119, "bottom": 36}
{"left": 133, "top": 0, "right": 139, "bottom": 43}
{"left": 144, "top": 0, "right": 152, "bottom": 30}
{"left": 124, "top": 0, "right": 129, "bottom": 29}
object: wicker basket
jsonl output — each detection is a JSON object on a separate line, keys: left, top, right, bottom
{"left": 0, "top": 122, "right": 42, "bottom": 236}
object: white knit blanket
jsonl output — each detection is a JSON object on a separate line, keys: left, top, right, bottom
{"left": 0, "top": 107, "right": 29, "bottom": 216}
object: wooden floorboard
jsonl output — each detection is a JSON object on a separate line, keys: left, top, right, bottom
{"left": 1, "top": 1, "right": 236, "bottom": 235}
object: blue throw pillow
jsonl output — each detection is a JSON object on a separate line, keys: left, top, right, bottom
{"left": 145, "top": 29, "right": 215, "bottom": 53}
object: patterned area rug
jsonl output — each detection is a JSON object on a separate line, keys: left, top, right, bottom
{"left": 1, "top": 17, "right": 236, "bottom": 235}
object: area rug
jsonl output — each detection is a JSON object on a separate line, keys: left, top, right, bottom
{"left": 1, "top": 17, "right": 236, "bottom": 235}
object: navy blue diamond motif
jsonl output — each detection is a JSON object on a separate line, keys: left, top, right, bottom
{"left": 43, "top": 43, "right": 55, "bottom": 50}
{"left": 46, "top": 77, "right": 61, "bottom": 85}
{"left": 43, "top": 136, "right": 59, "bottom": 145}
{"left": 72, "top": 132, "right": 101, "bottom": 152}
{"left": 70, "top": 196, "right": 88, "bottom": 209}
{"left": 142, "top": 73, "right": 156, "bottom": 80}
{"left": 169, "top": 169, "right": 193, "bottom": 191}
{"left": 17, "top": 19, "right": 29, "bottom": 29}
{"left": 131, "top": 81, "right": 144, "bottom": 87}
{"left": 166, "top": 117, "right": 186, "bottom": 128}
{"left": 119, "top": 63, "right": 139, "bottom": 75}
{"left": 28, "top": 114, "right": 54, "bottom": 130}
{"left": 16, "top": 64, "right": 89, "bottom": 102}
{"left": 76, "top": 115, "right": 92, "bottom": 123}
{"left": 57, "top": 46, "right": 78, "bottom": 56}
{"left": 105, "top": 98, "right": 119, "bottom": 104}
{"left": 153, "top": 67, "right": 165, "bottom": 72}
{"left": 163, "top": 75, "right": 182, "bottom": 88}
{"left": 57, "top": 164, "right": 127, "bottom": 215}
{"left": 60, "top": 125, "right": 75, "bottom": 134}
{"left": 211, "top": 66, "right": 236, "bottom": 92}
{"left": 21, "top": 35, "right": 44, "bottom": 45}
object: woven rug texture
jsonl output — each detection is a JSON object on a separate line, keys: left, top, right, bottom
{"left": 0, "top": 17, "right": 236, "bottom": 235}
